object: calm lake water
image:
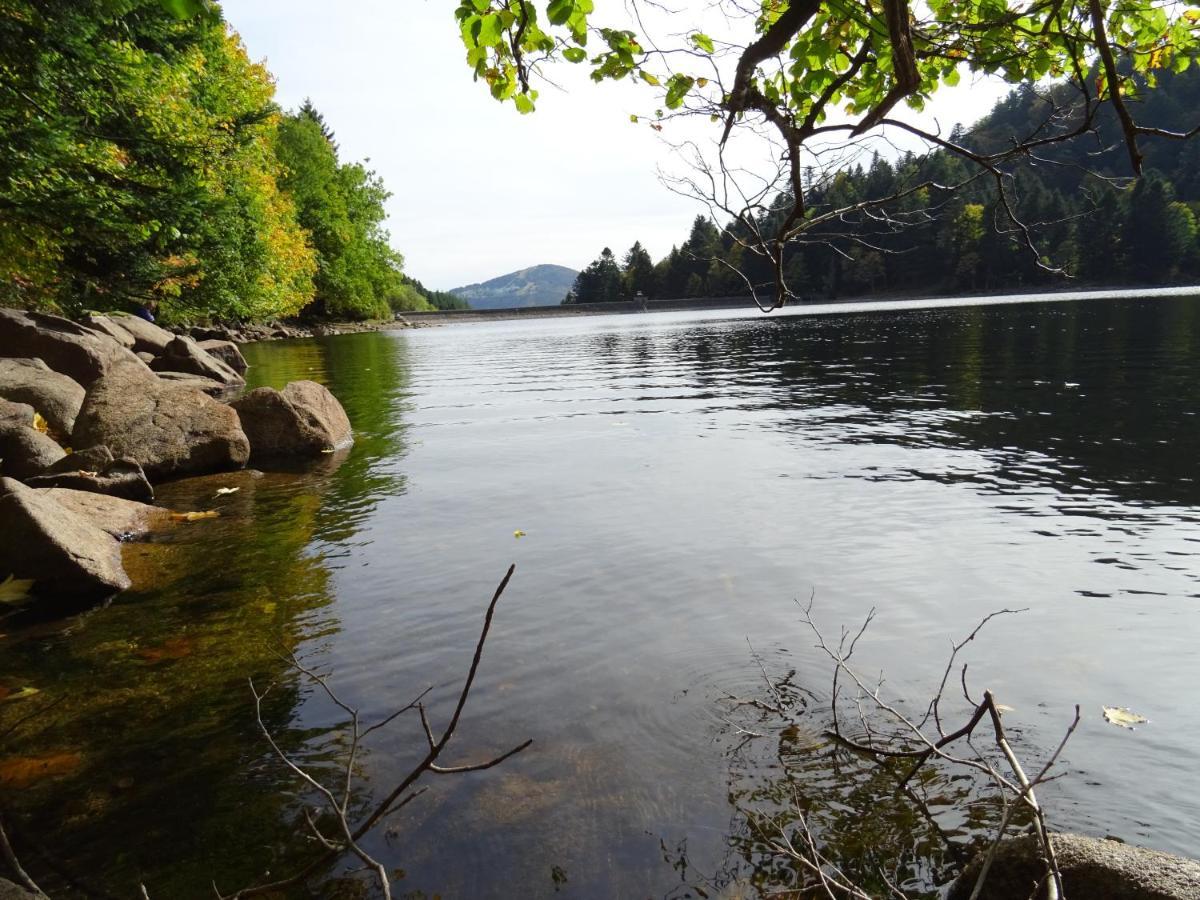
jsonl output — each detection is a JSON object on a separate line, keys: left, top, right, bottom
{"left": 3, "top": 289, "right": 1199, "bottom": 898}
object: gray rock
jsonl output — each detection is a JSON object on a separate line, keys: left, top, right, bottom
{"left": 0, "top": 877, "right": 40, "bottom": 899}
{"left": 41, "top": 444, "right": 115, "bottom": 475}
{"left": 73, "top": 362, "right": 250, "bottom": 481}
{"left": 80, "top": 312, "right": 136, "bottom": 348}
{"left": 106, "top": 313, "right": 176, "bottom": 354}
{"left": 0, "top": 477, "right": 130, "bottom": 599}
{"left": 41, "top": 485, "right": 170, "bottom": 538}
{"left": 136, "top": 351, "right": 156, "bottom": 364}
{"left": 0, "top": 398, "right": 34, "bottom": 428}
{"left": 153, "top": 370, "right": 239, "bottom": 398}
{"left": 27, "top": 457, "right": 154, "bottom": 501}
{"left": 231, "top": 380, "right": 353, "bottom": 458}
{"left": 0, "top": 356, "right": 86, "bottom": 435}
{"left": 0, "top": 309, "right": 151, "bottom": 388}
{"left": 0, "top": 422, "right": 66, "bottom": 478}
{"left": 196, "top": 338, "right": 249, "bottom": 374}
{"left": 948, "top": 833, "right": 1200, "bottom": 900}
{"left": 151, "top": 335, "right": 244, "bottom": 386}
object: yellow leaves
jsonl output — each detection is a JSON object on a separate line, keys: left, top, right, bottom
{"left": 0, "top": 685, "right": 40, "bottom": 703}
{"left": 32, "top": 412, "right": 48, "bottom": 433}
{"left": 0, "top": 575, "right": 35, "bottom": 605}
{"left": 1103, "top": 706, "right": 1148, "bottom": 729}
{"left": 0, "top": 751, "right": 82, "bottom": 787}
{"left": 513, "top": 529, "right": 527, "bottom": 538}
{"left": 170, "top": 510, "right": 220, "bottom": 522}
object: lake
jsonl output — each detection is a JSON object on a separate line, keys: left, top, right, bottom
{"left": 3, "top": 289, "right": 1198, "bottom": 898}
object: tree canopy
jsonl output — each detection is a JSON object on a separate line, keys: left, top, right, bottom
{"left": 454, "top": 0, "right": 1200, "bottom": 307}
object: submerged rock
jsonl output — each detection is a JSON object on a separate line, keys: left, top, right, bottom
{"left": 41, "top": 486, "right": 170, "bottom": 538}
{"left": 230, "top": 380, "right": 353, "bottom": 458}
{"left": 0, "top": 422, "right": 66, "bottom": 479}
{"left": 151, "top": 335, "right": 244, "bottom": 386}
{"left": 0, "top": 357, "right": 86, "bottom": 435}
{"left": 0, "top": 309, "right": 150, "bottom": 388}
{"left": 948, "top": 833, "right": 1200, "bottom": 900}
{"left": 0, "top": 477, "right": 130, "bottom": 599}
{"left": 73, "top": 363, "right": 249, "bottom": 481}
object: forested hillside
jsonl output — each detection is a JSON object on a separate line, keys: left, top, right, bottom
{"left": 0, "top": 1, "right": 441, "bottom": 323}
{"left": 568, "top": 68, "right": 1200, "bottom": 304}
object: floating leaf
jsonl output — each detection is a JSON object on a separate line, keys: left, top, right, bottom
{"left": 170, "top": 510, "right": 220, "bottom": 522}
{"left": 513, "top": 529, "right": 527, "bottom": 538}
{"left": 1103, "top": 706, "right": 1148, "bottom": 729}
{"left": 0, "top": 575, "right": 35, "bottom": 605}
{"left": 214, "top": 487, "right": 240, "bottom": 496}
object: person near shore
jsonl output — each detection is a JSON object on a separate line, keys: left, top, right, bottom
{"left": 133, "top": 300, "right": 158, "bottom": 323}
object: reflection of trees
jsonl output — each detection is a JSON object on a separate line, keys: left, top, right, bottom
{"left": 0, "top": 332, "right": 418, "bottom": 897}
{"left": 576, "top": 297, "right": 1200, "bottom": 509}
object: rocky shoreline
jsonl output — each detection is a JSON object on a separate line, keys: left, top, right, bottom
{"left": 0, "top": 307, "right": 356, "bottom": 607}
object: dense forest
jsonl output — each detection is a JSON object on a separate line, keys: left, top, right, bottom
{"left": 0, "top": 1, "right": 464, "bottom": 324}
{"left": 566, "top": 67, "right": 1200, "bottom": 304}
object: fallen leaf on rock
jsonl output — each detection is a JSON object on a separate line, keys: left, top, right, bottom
{"left": 1103, "top": 706, "right": 1148, "bottom": 729}
{"left": 0, "top": 575, "right": 35, "bottom": 605}
{"left": 32, "top": 412, "right": 48, "bottom": 433}
{"left": 214, "top": 487, "right": 240, "bottom": 496}
{"left": 170, "top": 510, "right": 220, "bottom": 521}
{"left": 0, "top": 752, "right": 82, "bottom": 787}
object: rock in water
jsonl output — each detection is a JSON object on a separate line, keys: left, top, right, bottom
{"left": 196, "top": 339, "right": 249, "bottom": 375}
{"left": 151, "top": 335, "right": 245, "bottom": 386}
{"left": 73, "top": 363, "right": 249, "bottom": 481}
{"left": 0, "top": 309, "right": 150, "bottom": 388}
{"left": 0, "top": 357, "right": 86, "bottom": 435}
{"left": 0, "top": 477, "right": 130, "bottom": 599}
{"left": 27, "top": 457, "right": 154, "bottom": 502}
{"left": 0, "top": 423, "right": 66, "bottom": 478}
{"left": 231, "top": 380, "right": 353, "bottom": 458}
{"left": 40, "top": 486, "right": 170, "bottom": 538}
{"left": 948, "top": 833, "right": 1200, "bottom": 900}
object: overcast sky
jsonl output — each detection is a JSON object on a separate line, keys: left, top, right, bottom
{"left": 221, "top": 1, "right": 1010, "bottom": 290}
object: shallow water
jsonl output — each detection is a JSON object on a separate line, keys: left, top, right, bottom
{"left": 2, "top": 290, "right": 1199, "bottom": 898}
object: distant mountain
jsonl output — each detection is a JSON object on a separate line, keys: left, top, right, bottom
{"left": 449, "top": 264, "right": 578, "bottom": 309}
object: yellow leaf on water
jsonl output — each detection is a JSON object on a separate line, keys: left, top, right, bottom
{"left": 214, "top": 487, "right": 239, "bottom": 496}
{"left": 1103, "top": 706, "right": 1148, "bottom": 729}
{"left": 0, "top": 575, "right": 35, "bottom": 605}
{"left": 31, "top": 412, "right": 48, "bottom": 434}
{"left": 170, "top": 510, "right": 220, "bottom": 522}
{"left": 513, "top": 530, "right": 526, "bottom": 538}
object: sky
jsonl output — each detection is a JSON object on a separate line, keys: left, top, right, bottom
{"left": 221, "top": 1, "right": 1011, "bottom": 291}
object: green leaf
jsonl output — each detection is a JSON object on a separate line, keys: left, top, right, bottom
{"left": 563, "top": 46, "right": 587, "bottom": 63}
{"left": 514, "top": 93, "right": 535, "bottom": 113}
{"left": 547, "top": 0, "right": 574, "bottom": 26}
{"left": 639, "top": 70, "right": 660, "bottom": 85}
{"left": 158, "top": 0, "right": 206, "bottom": 18}
{"left": 690, "top": 32, "right": 715, "bottom": 54}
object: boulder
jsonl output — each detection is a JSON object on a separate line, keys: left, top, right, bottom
{"left": 196, "top": 338, "right": 249, "bottom": 375}
{"left": 154, "top": 371, "right": 237, "bottom": 397}
{"left": 0, "top": 477, "right": 130, "bottom": 599}
{"left": 0, "top": 878, "right": 40, "bottom": 900}
{"left": 0, "top": 398, "right": 34, "bottom": 428}
{"left": 136, "top": 351, "right": 156, "bottom": 364}
{"left": 0, "top": 357, "right": 86, "bottom": 435}
{"left": 80, "top": 313, "right": 136, "bottom": 349}
{"left": 0, "top": 309, "right": 151, "bottom": 388}
{"left": 948, "top": 833, "right": 1200, "bottom": 900}
{"left": 230, "top": 380, "right": 353, "bottom": 458}
{"left": 106, "top": 313, "right": 176, "bottom": 354}
{"left": 73, "top": 363, "right": 250, "bottom": 481}
{"left": 0, "top": 423, "right": 66, "bottom": 478}
{"left": 151, "top": 335, "right": 244, "bottom": 386}
{"left": 41, "top": 486, "right": 170, "bottom": 538}
{"left": 27, "top": 457, "right": 154, "bottom": 502}
{"left": 41, "top": 444, "right": 114, "bottom": 475}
